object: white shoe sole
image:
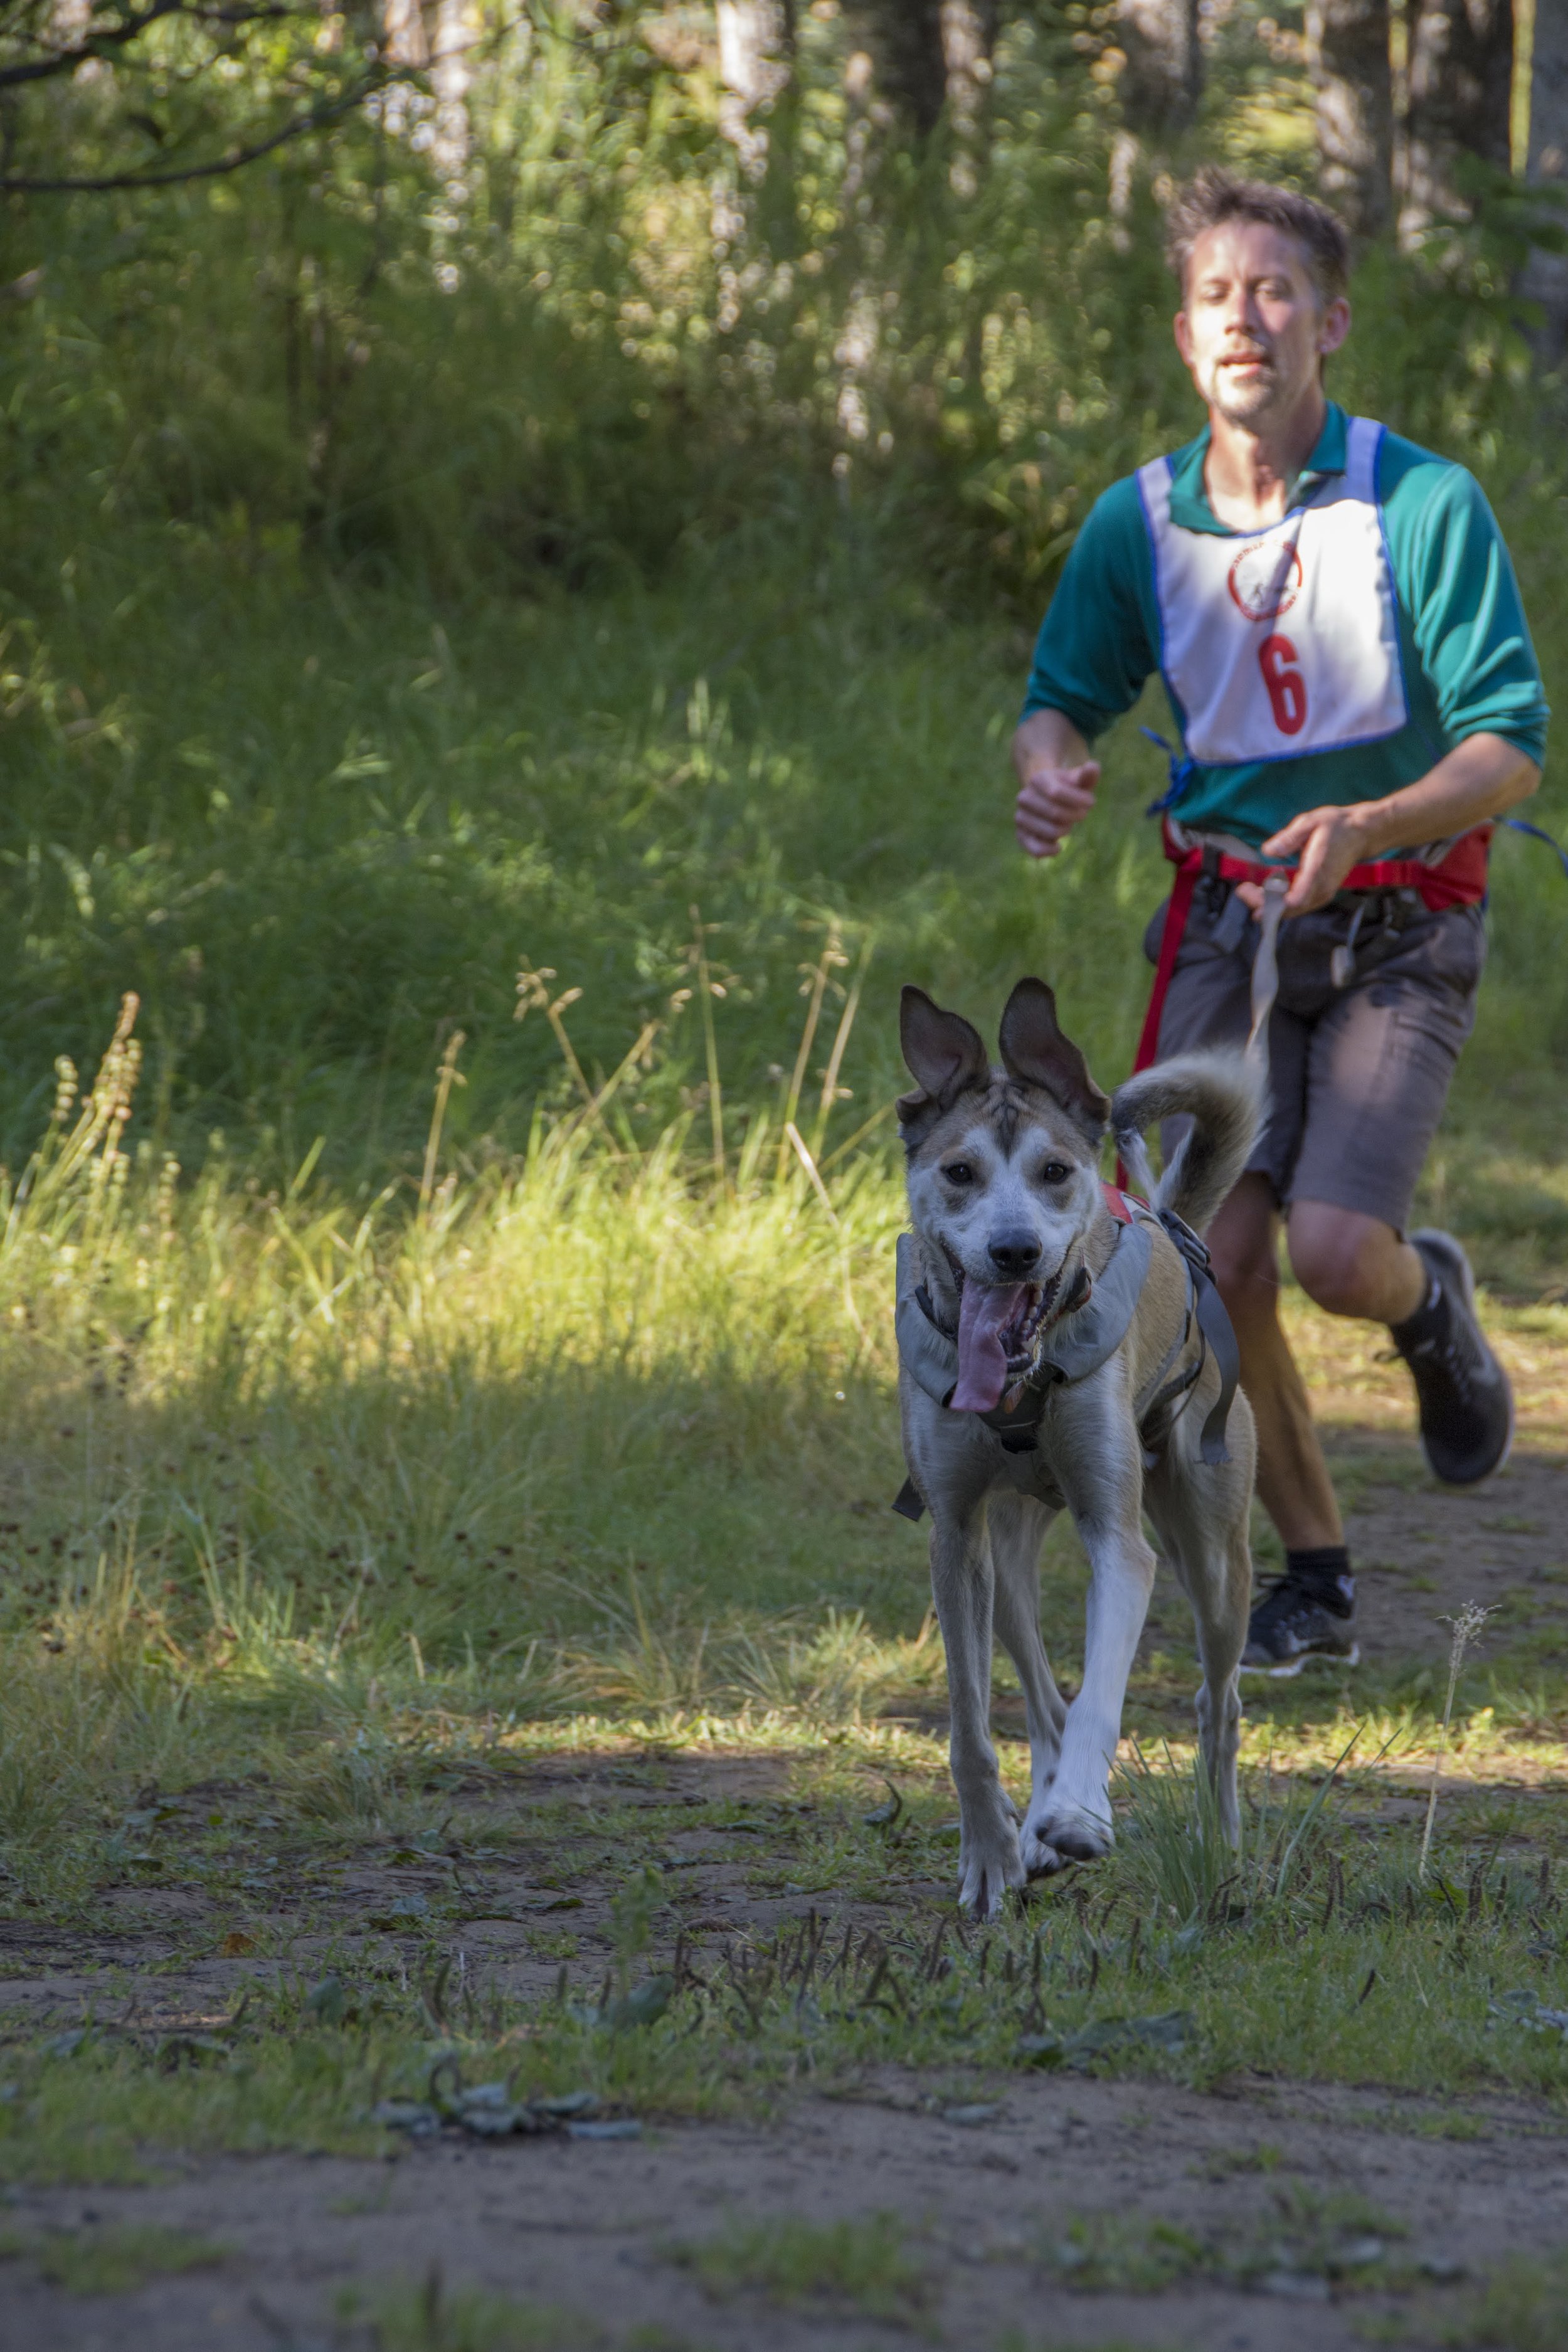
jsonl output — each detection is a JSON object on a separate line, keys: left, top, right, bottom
{"left": 1240, "top": 1642, "right": 1360, "bottom": 1680}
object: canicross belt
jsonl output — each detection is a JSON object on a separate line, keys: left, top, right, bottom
{"left": 1132, "top": 818, "right": 1491, "bottom": 1074}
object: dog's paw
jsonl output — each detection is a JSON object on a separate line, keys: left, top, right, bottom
{"left": 1036, "top": 1801, "right": 1114, "bottom": 1863}
{"left": 958, "top": 1847, "right": 1024, "bottom": 1921}
{"left": 1019, "top": 1819, "right": 1066, "bottom": 1877}
{"left": 956, "top": 1820, "right": 1025, "bottom": 1920}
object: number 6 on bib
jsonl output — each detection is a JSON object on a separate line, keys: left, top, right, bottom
{"left": 1258, "top": 634, "right": 1307, "bottom": 735}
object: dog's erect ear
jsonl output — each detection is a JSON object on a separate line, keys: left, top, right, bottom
{"left": 998, "top": 977, "right": 1111, "bottom": 1135}
{"left": 897, "top": 985, "right": 989, "bottom": 1123}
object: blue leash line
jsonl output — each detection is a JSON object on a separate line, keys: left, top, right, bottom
{"left": 1502, "top": 815, "right": 1568, "bottom": 882}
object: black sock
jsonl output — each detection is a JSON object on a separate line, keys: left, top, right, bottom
{"left": 1391, "top": 1274, "right": 1442, "bottom": 1342}
{"left": 1286, "top": 1545, "right": 1354, "bottom": 1616}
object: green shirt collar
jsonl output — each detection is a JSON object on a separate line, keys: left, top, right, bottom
{"left": 1166, "top": 401, "right": 1350, "bottom": 536}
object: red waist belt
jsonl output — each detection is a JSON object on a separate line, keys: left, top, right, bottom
{"left": 1133, "top": 820, "right": 1491, "bottom": 1075}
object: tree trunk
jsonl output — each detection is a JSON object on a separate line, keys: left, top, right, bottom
{"left": 1519, "top": 0, "right": 1568, "bottom": 362}
{"left": 1305, "top": 0, "right": 1393, "bottom": 238}
{"left": 847, "top": 1, "right": 947, "bottom": 137}
{"left": 1404, "top": 0, "right": 1513, "bottom": 232}
{"left": 941, "top": 0, "right": 997, "bottom": 190}
{"left": 1116, "top": 0, "right": 1201, "bottom": 137}
{"left": 716, "top": 1, "right": 788, "bottom": 178}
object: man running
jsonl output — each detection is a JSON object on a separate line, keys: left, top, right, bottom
{"left": 1012, "top": 168, "right": 1549, "bottom": 1674}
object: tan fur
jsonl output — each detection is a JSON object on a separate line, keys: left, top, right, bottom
{"left": 898, "top": 988, "right": 1261, "bottom": 1919}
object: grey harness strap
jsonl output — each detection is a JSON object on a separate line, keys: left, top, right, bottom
{"left": 892, "top": 1216, "right": 1155, "bottom": 1519}
{"left": 894, "top": 1222, "right": 1155, "bottom": 1399}
{"left": 892, "top": 1202, "right": 1239, "bottom": 1521}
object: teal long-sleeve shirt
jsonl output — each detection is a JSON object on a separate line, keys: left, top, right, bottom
{"left": 1022, "top": 403, "right": 1549, "bottom": 851}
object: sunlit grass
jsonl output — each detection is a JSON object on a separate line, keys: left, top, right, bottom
{"left": 0, "top": 991, "right": 1565, "bottom": 1920}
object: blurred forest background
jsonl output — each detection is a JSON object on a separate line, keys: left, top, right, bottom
{"left": 1, "top": 0, "right": 1567, "bottom": 1272}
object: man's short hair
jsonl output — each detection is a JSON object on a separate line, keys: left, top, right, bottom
{"left": 1165, "top": 167, "right": 1350, "bottom": 307}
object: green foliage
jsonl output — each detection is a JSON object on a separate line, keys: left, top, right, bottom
{"left": 0, "top": 2220, "right": 230, "bottom": 2292}
{"left": 1435, "top": 2248, "right": 1568, "bottom": 2351}
{"left": 346, "top": 2267, "right": 606, "bottom": 2352}
{"left": 0, "top": 3, "right": 1562, "bottom": 1200}
{"left": 1043, "top": 2185, "right": 1399, "bottom": 2292}
{"left": 672, "top": 2210, "right": 933, "bottom": 2326}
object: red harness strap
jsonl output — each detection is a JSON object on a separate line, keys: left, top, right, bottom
{"left": 1131, "top": 821, "right": 1491, "bottom": 1074}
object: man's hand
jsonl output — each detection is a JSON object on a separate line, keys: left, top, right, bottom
{"left": 1012, "top": 707, "right": 1100, "bottom": 860}
{"left": 1015, "top": 757, "right": 1101, "bottom": 859}
{"left": 1237, "top": 736, "right": 1542, "bottom": 917}
{"left": 1239, "top": 804, "right": 1370, "bottom": 914}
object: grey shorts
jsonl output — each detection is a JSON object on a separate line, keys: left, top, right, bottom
{"left": 1145, "top": 879, "right": 1486, "bottom": 1232}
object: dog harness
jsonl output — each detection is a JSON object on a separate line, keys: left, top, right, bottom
{"left": 891, "top": 1184, "right": 1240, "bottom": 1520}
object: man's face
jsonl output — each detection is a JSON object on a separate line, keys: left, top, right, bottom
{"left": 1174, "top": 221, "right": 1350, "bottom": 426}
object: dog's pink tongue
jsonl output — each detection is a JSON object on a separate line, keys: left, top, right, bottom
{"left": 950, "top": 1283, "right": 1025, "bottom": 1414}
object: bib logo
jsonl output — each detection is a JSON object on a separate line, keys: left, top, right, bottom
{"left": 1227, "top": 539, "right": 1301, "bottom": 624}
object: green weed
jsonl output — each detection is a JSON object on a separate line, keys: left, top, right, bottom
{"left": 1043, "top": 2186, "right": 1400, "bottom": 2294}
{"left": 0, "top": 2221, "right": 230, "bottom": 2293}
{"left": 1426, "top": 2247, "right": 1568, "bottom": 2349}
{"left": 344, "top": 2265, "right": 606, "bottom": 2351}
{"left": 672, "top": 2210, "right": 933, "bottom": 2328}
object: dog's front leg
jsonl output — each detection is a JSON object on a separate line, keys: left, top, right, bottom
{"left": 987, "top": 1490, "right": 1067, "bottom": 1878}
{"left": 930, "top": 1505, "right": 1023, "bottom": 1920}
{"left": 1041, "top": 1471, "right": 1157, "bottom": 1863}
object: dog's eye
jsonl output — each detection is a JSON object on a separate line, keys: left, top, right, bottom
{"left": 1039, "top": 1160, "right": 1071, "bottom": 1185}
{"left": 942, "top": 1162, "right": 975, "bottom": 1187}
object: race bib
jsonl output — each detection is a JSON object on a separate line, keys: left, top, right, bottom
{"left": 1137, "top": 416, "right": 1408, "bottom": 766}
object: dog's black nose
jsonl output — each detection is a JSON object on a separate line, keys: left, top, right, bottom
{"left": 988, "top": 1230, "right": 1042, "bottom": 1274}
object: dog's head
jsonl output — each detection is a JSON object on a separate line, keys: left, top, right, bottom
{"left": 898, "top": 978, "right": 1111, "bottom": 1416}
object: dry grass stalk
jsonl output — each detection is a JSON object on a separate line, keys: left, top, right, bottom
{"left": 420, "top": 1029, "right": 467, "bottom": 1212}
{"left": 689, "top": 905, "right": 727, "bottom": 1186}
{"left": 1419, "top": 1599, "right": 1493, "bottom": 1880}
{"left": 810, "top": 931, "right": 874, "bottom": 1154}
{"left": 775, "top": 923, "right": 846, "bottom": 1180}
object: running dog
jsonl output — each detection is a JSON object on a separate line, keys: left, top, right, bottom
{"left": 895, "top": 977, "right": 1264, "bottom": 1918}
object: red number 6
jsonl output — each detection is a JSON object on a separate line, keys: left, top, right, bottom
{"left": 1259, "top": 633, "right": 1307, "bottom": 735}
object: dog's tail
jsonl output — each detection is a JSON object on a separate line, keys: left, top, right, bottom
{"left": 1109, "top": 1051, "right": 1265, "bottom": 1235}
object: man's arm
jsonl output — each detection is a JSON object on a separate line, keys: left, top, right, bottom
{"left": 1248, "top": 733, "right": 1540, "bottom": 915}
{"left": 1253, "top": 457, "right": 1548, "bottom": 915}
{"left": 1012, "top": 477, "right": 1160, "bottom": 860}
{"left": 1013, "top": 706, "right": 1101, "bottom": 859}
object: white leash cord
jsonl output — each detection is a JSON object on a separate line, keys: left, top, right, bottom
{"left": 1245, "top": 872, "right": 1289, "bottom": 1072}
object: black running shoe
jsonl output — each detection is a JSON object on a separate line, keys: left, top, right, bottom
{"left": 1391, "top": 1230, "right": 1513, "bottom": 1486}
{"left": 1241, "top": 1573, "right": 1359, "bottom": 1677}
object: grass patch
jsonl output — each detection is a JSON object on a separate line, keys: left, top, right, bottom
{"left": 6, "top": 1767, "right": 1568, "bottom": 2188}
{"left": 0, "top": 2221, "right": 230, "bottom": 2294}
{"left": 343, "top": 2267, "right": 608, "bottom": 2351}
{"left": 0, "top": 818, "right": 1563, "bottom": 2195}
{"left": 1441, "top": 2252, "right": 1568, "bottom": 2351}
{"left": 672, "top": 2210, "right": 933, "bottom": 2328}
{"left": 1044, "top": 2186, "right": 1401, "bottom": 2294}
{"left": 1374, "top": 2247, "right": 1568, "bottom": 2349}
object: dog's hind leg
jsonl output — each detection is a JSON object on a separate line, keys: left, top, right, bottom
{"left": 987, "top": 1490, "right": 1069, "bottom": 1877}
{"left": 929, "top": 1504, "right": 1024, "bottom": 1920}
{"left": 1145, "top": 1426, "right": 1254, "bottom": 1846}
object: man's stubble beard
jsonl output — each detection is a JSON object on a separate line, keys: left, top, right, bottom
{"left": 1204, "top": 359, "right": 1287, "bottom": 428}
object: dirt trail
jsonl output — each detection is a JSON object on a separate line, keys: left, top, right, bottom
{"left": 6, "top": 2072, "right": 1568, "bottom": 2351}
{"left": 5, "top": 1323, "right": 1568, "bottom": 2349}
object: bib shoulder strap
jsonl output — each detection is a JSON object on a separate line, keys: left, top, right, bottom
{"left": 1342, "top": 416, "right": 1385, "bottom": 505}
